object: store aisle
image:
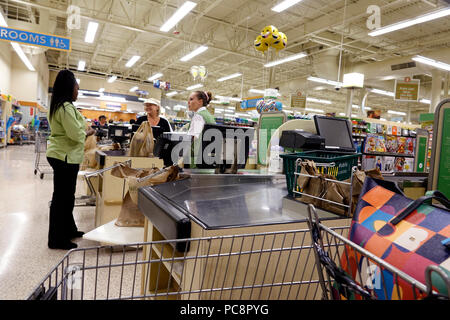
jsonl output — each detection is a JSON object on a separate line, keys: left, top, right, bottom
{"left": 0, "top": 145, "right": 98, "bottom": 300}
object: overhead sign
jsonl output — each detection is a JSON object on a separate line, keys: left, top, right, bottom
{"left": 290, "top": 93, "right": 306, "bottom": 109}
{"left": 0, "top": 26, "right": 71, "bottom": 52}
{"left": 394, "top": 79, "right": 419, "bottom": 102}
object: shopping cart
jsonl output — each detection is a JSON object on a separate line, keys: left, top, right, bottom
{"left": 307, "top": 204, "right": 450, "bottom": 300}
{"left": 34, "top": 131, "right": 52, "bottom": 179}
{"left": 27, "top": 226, "right": 349, "bottom": 300}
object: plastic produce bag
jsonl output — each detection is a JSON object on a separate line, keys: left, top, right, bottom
{"left": 129, "top": 121, "right": 154, "bottom": 157}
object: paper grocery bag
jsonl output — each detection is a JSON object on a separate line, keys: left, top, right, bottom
{"left": 115, "top": 192, "right": 145, "bottom": 227}
{"left": 81, "top": 135, "right": 98, "bottom": 169}
{"left": 129, "top": 121, "right": 154, "bottom": 157}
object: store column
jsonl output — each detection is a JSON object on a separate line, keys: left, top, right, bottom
{"left": 430, "top": 69, "right": 442, "bottom": 113}
{"left": 345, "top": 89, "right": 354, "bottom": 118}
{"left": 443, "top": 72, "right": 449, "bottom": 99}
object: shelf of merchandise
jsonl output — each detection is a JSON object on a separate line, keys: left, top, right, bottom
{"left": 0, "top": 99, "right": 6, "bottom": 148}
{"left": 364, "top": 151, "right": 415, "bottom": 158}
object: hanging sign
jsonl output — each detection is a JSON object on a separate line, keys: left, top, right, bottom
{"left": 0, "top": 26, "right": 71, "bottom": 52}
{"left": 394, "top": 79, "right": 419, "bottom": 102}
{"left": 290, "top": 92, "right": 306, "bottom": 109}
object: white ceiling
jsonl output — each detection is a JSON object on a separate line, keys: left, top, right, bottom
{"left": 1, "top": 0, "right": 450, "bottom": 119}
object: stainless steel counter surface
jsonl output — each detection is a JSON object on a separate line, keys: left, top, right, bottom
{"left": 139, "top": 173, "right": 341, "bottom": 231}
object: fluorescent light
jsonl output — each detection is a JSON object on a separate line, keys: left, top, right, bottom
{"left": 76, "top": 78, "right": 80, "bottom": 84}
{"left": 369, "top": 8, "right": 450, "bottom": 37}
{"left": 264, "top": 52, "right": 307, "bottom": 67}
{"left": 11, "top": 42, "right": 35, "bottom": 71}
{"left": 412, "top": 55, "right": 450, "bottom": 72}
{"left": 160, "top": 1, "right": 197, "bottom": 32}
{"left": 77, "top": 60, "right": 86, "bottom": 71}
{"left": 129, "top": 86, "right": 138, "bottom": 92}
{"left": 307, "top": 97, "right": 332, "bottom": 105}
{"left": 98, "top": 95, "right": 127, "bottom": 103}
{"left": 0, "top": 10, "right": 7, "bottom": 26}
{"left": 339, "top": 113, "right": 346, "bottom": 116}
{"left": 84, "top": 21, "right": 99, "bottom": 43}
{"left": 370, "top": 88, "right": 395, "bottom": 97}
{"left": 305, "top": 107, "right": 324, "bottom": 113}
{"left": 352, "top": 104, "right": 372, "bottom": 110}
{"left": 180, "top": 46, "right": 208, "bottom": 62}
{"left": 249, "top": 89, "right": 265, "bottom": 94}
{"left": 272, "top": 0, "right": 304, "bottom": 13}
{"left": 380, "top": 118, "right": 387, "bottom": 121}
{"left": 217, "top": 73, "right": 242, "bottom": 82}
{"left": 307, "top": 76, "right": 343, "bottom": 87}
{"left": 420, "top": 98, "right": 431, "bottom": 104}
{"left": 99, "top": 88, "right": 105, "bottom": 93}
{"left": 107, "top": 75, "right": 117, "bottom": 83}
{"left": 215, "top": 108, "right": 225, "bottom": 112}
{"left": 148, "top": 73, "right": 163, "bottom": 81}
{"left": 166, "top": 91, "right": 178, "bottom": 97}
{"left": 186, "top": 84, "right": 203, "bottom": 90}
{"left": 388, "top": 110, "right": 407, "bottom": 116}
{"left": 125, "top": 55, "right": 141, "bottom": 68}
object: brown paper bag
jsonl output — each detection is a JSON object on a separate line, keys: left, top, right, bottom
{"left": 297, "top": 160, "right": 324, "bottom": 207}
{"left": 111, "top": 163, "right": 180, "bottom": 227}
{"left": 129, "top": 121, "right": 154, "bottom": 157}
{"left": 81, "top": 135, "right": 98, "bottom": 169}
{"left": 321, "top": 174, "right": 348, "bottom": 216}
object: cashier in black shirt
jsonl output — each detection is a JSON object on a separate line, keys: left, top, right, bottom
{"left": 135, "top": 98, "right": 172, "bottom": 139}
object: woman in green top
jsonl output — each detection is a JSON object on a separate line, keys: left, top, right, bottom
{"left": 46, "top": 70, "right": 94, "bottom": 250}
{"left": 187, "top": 91, "right": 215, "bottom": 138}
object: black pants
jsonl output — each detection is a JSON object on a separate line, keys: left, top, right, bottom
{"left": 47, "top": 157, "right": 80, "bottom": 244}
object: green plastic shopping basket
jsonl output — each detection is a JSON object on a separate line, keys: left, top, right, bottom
{"left": 280, "top": 151, "right": 361, "bottom": 197}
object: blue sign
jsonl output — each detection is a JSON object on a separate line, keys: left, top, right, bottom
{"left": 0, "top": 26, "right": 71, "bottom": 52}
{"left": 241, "top": 97, "right": 263, "bottom": 110}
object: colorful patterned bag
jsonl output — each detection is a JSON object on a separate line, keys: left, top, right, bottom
{"left": 340, "top": 177, "right": 450, "bottom": 300}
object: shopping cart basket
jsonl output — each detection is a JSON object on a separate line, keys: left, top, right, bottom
{"left": 34, "top": 131, "right": 52, "bottom": 179}
{"left": 27, "top": 226, "right": 351, "bottom": 300}
{"left": 307, "top": 204, "right": 450, "bottom": 300}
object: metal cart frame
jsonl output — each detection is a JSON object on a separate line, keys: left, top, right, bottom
{"left": 307, "top": 204, "right": 450, "bottom": 300}
{"left": 34, "top": 131, "right": 52, "bottom": 179}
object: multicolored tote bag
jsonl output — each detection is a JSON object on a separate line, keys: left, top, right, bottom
{"left": 340, "top": 178, "right": 450, "bottom": 300}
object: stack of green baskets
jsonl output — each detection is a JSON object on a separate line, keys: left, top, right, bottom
{"left": 280, "top": 151, "right": 361, "bottom": 197}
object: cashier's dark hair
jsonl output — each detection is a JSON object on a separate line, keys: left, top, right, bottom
{"left": 49, "top": 69, "right": 77, "bottom": 120}
{"left": 194, "top": 91, "right": 213, "bottom": 106}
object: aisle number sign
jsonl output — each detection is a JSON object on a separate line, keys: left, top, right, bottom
{"left": 0, "top": 26, "right": 71, "bottom": 52}
{"left": 394, "top": 79, "right": 419, "bottom": 102}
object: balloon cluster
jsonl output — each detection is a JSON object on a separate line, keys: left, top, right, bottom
{"left": 190, "top": 66, "right": 208, "bottom": 81}
{"left": 153, "top": 80, "right": 171, "bottom": 91}
{"left": 256, "top": 99, "right": 283, "bottom": 113}
{"left": 254, "top": 25, "right": 287, "bottom": 53}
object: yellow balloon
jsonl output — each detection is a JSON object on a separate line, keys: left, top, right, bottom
{"left": 272, "top": 31, "right": 287, "bottom": 50}
{"left": 261, "top": 25, "right": 279, "bottom": 44}
{"left": 254, "top": 35, "right": 269, "bottom": 52}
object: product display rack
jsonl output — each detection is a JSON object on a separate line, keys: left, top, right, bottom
{"left": 0, "top": 99, "right": 6, "bottom": 148}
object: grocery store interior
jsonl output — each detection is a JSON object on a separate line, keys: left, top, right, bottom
{"left": 0, "top": 0, "right": 449, "bottom": 301}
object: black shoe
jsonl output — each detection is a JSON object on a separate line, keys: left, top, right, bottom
{"left": 48, "top": 241, "right": 78, "bottom": 250}
{"left": 71, "top": 231, "right": 85, "bottom": 239}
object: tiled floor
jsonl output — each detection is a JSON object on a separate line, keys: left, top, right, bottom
{"left": 0, "top": 145, "right": 99, "bottom": 300}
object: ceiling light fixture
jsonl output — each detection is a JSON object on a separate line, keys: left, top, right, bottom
{"left": 98, "top": 88, "right": 105, "bottom": 93}
{"left": 107, "top": 75, "right": 117, "bottom": 83}
{"left": 305, "top": 107, "right": 324, "bottom": 113}
{"left": 180, "top": 46, "right": 208, "bottom": 62}
{"left": 370, "top": 88, "right": 395, "bottom": 97}
{"left": 369, "top": 8, "right": 450, "bottom": 37}
{"left": 77, "top": 60, "right": 86, "bottom": 71}
{"left": 186, "top": 84, "right": 203, "bottom": 90}
{"left": 160, "top": 1, "right": 197, "bottom": 32}
{"left": 419, "top": 98, "right": 431, "bottom": 104}
{"left": 249, "top": 89, "right": 265, "bottom": 94}
{"left": 272, "top": 0, "right": 304, "bottom": 13}
{"left": 264, "top": 52, "right": 307, "bottom": 67}
{"left": 166, "top": 91, "right": 178, "bottom": 97}
{"left": 307, "top": 76, "right": 343, "bottom": 87}
{"left": 84, "top": 21, "right": 99, "bottom": 43}
{"left": 125, "top": 55, "right": 141, "bottom": 68}
{"left": 307, "top": 97, "right": 332, "bottom": 105}
{"left": 76, "top": 78, "right": 80, "bottom": 84}
{"left": 148, "top": 73, "right": 163, "bottom": 81}
{"left": 0, "top": 11, "right": 35, "bottom": 71}
{"left": 388, "top": 110, "right": 407, "bottom": 116}
{"left": 412, "top": 55, "right": 450, "bottom": 72}
{"left": 129, "top": 86, "right": 138, "bottom": 92}
{"left": 217, "top": 73, "right": 242, "bottom": 82}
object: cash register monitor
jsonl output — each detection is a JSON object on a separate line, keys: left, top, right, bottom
{"left": 108, "top": 125, "right": 130, "bottom": 143}
{"left": 314, "top": 116, "right": 356, "bottom": 152}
